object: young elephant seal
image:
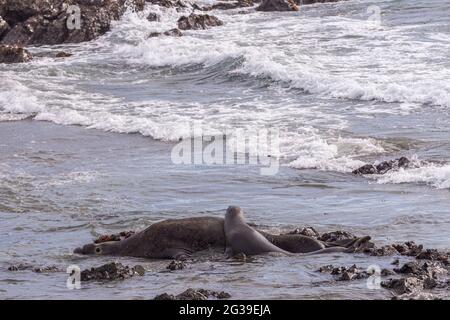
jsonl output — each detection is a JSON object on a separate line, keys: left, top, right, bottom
{"left": 224, "top": 206, "right": 292, "bottom": 257}
{"left": 74, "top": 216, "right": 226, "bottom": 260}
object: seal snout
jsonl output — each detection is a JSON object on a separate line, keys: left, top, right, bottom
{"left": 73, "top": 243, "right": 96, "bottom": 255}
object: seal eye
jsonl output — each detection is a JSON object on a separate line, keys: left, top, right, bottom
{"left": 95, "top": 247, "right": 102, "bottom": 254}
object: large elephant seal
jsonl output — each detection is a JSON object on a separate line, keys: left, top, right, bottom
{"left": 224, "top": 206, "right": 292, "bottom": 257}
{"left": 74, "top": 216, "right": 226, "bottom": 260}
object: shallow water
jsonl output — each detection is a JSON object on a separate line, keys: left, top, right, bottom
{"left": 1, "top": 0, "right": 450, "bottom": 299}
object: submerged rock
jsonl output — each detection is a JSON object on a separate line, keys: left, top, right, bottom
{"left": 146, "top": 12, "right": 160, "bottom": 22}
{"left": 8, "top": 263, "right": 62, "bottom": 273}
{"left": 177, "top": 14, "right": 223, "bottom": 31}
{"left": 0, "top": 44, "right": 32, "bottom": 63}
{"left": 153, "top": 288, "right": 231, "bottom": 300}
{"left": 256, "top": 0, "right": 299, "bottom": 11}
{"left": 202, "top": 0, "right": 258, "bottom": 11}
{"left": 80, "top": 262, "right": 145, "bottom": 281}
{"left": 352, "top": 157, "right": 410, "bottom": 175}
{"left": 166, "top": 260, "right": 186, "bottom": 270}
{"left": 148, "top": 28, "right": 183, "bottom": 38}
{"left": 55, "top": 51, "right": 72, "bottom": 58}
{"left": 0, "top": 0, "right": 145, "bottom": 46}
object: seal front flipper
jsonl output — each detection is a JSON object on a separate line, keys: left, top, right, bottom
{"left": 224, "top": 246, "right": 234, "bottom": 259}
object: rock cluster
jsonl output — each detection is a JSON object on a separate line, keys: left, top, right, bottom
{"left": 154, "top": 288, "right": 231, "bottom": 300}
{"left": 0, "top": 0, "right": 145, "bottom": 46}
{"left": 0, "top": 44, "right": 32, "bottom": 63}
{"left": 80, "top": 262, "right": 145, "bottom": 281}
{"left": 352, "top": 157, "right": 410, "bottom": 175}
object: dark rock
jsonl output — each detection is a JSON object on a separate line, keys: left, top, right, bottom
{"left": 153, "top": 293, "right": 175, "bottom": 300}
{"left": 167, "top": 260, "right": 186, "bottom": 271}
{"left": 318, "top": 264, "right": 369, "bottom": 281}
{"left": 146, "top": 12, "right": 160, "bottom": 22}
{"left": 0, "top": 16, "right": 10, "bottom": 39}
{"left": 202, "top": 0, "right": 258, "bottom": 11}
{"left": 392, "top": 241, "right": 423, "bottom": 257}
{"left": 256, "top": 0, "right": 299, "bottom": 11}
{"left": 293, "top": 0, "right": 342, "bottom": 4}
{"left": 80, "top": 262, "right": 145, "bottom": 281}
{"left": 148, "top": 28, "right": 182, "bottom": 38}
{"left": 177, "top": 14, "right": 223, "bottom": 31}
{"left": 368, "top": 245, "right": 399, "bottom": 256}
{"left": 318, "top": 230, "right": 355, "bottom": 242}
{"left": 381, "top": 268, "right": 396, "bottom": 276}
{"left": 153, "top": 288, "right": 231, "bottom": 300}
{"left": 381, "top": 277, "right": 423, "bottom": 295}
{"left": 416, "top": 249, "right": 449, "bottom": 264}
{"left": 286, "top": 226, "right": 319, "bottom": 238}
{"left": 394, "top": 261, "right": 421, "bottom": 275}
{"left": 0, "top": 44, "right": 32, "bottom": 63}
{"left": 55, "top": 51, "right": 72, "bottom": 58}
{"left": 8, "top": 263, "right": 62, "bottom": 273}
{"left": 0, "top": 0, "right": 145, "bottom": 46}
{"left": 94, "top": 230, "right": 135, "bottom": 243}
{"left": 352, "top": 157, "right": 410, "bottom": 175}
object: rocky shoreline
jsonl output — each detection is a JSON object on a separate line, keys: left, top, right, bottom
{"left": 7, "top": 224, "right": 449, "bottom": 300}
{"left": 0, "top": 0, "right": 345, "bottom": 63}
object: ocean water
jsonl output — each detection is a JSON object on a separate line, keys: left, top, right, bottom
{"left": 0, "top": 0, "right": 449, "bottom": 299}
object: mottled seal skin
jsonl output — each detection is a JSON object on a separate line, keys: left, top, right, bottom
{"left": 224, "top": 206, "right": 292, "bottom": 257}
{"left": 74, "top": 216, "right": 226, "bottom": 260}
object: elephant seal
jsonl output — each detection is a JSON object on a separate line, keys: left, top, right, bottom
{"left": 74, "top": 216, "right": 226, "bottom": 260}
{"left": 224, "top": 206, "right": 292, "bottom": 257}
{"left": 74, "top": 208, "right": 369, "bottom": 259}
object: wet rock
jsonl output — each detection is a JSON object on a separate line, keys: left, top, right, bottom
{"left": 202, "top": 0, "right": 258, "bottom": 11}
{"left": 55, "top": 51, "right": 72, "bottom": 58}
{"left": 94, "top": 230, "right": 135, "bottom": 244}
{"left": 177, "top": 14, "right": 223, "bottom": 31}
{"left": 287, "top": 226, "right": 319, "bottom": 238}
{"left": 318, "top": 230, "right": 355, "bottom": 242}
{"left": 8, "top": 263, "right": 62, "bottom": 273}
{"left": 391, "top": 258, "right": 400, "bottom": 265}
{"left": 352, "top": 157, "right": 410, "bottom": 175}
{"left": 318, "top": 264, "right": 369, "bottom": 281}
{"left": 394, "top": 261, "right": 421, "bottom": 275}
{"left": 368, "top": 245, "right": 399, "bottom": 256}
{"left": 293, "top": 0, "right": 341, "bottom": 4}
{"left": 381, "top": 268, "right": 396, "bottom": 276}
{"left": 80, "top": 262, "right": 145, "bottom": 281}
{"left": 256, "top": 0, "right": 299, "bottom": 12}
{"left": 0, "top": 16, "right": 10, "bottom": 39}
{"left": 148, "top": 28, "right": 182, "bottom": 38}
{"left": 166, "top": 260, "right": 186, "bottom": 271}
{"left": 146, "top": 12, "right": 160, "bottom": 22}
{"left": 146, "top": 0, "right": 188, "bottom": 9}
{"left": 381, "top": 277, "right": 423, "bottom": 295}
{"left": 153, "top": 288, "right": 231, "bottom": 300}
{"left": 393, "top": 260, "right": 448, "bottom": 281}
{"left": 392, "top": 241, "right": 423, "bottom": 257}
{"left": 0, "top": 44, "right": 32, "bottom": 63}
{"left": 392, "top": 292, "right": 441, "bottom": 300}
{"left": 0, "top": 0, "right": 145, "bottom": 46}
{"left": 416, "top": 249, "right": 449, "bottom": 264}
